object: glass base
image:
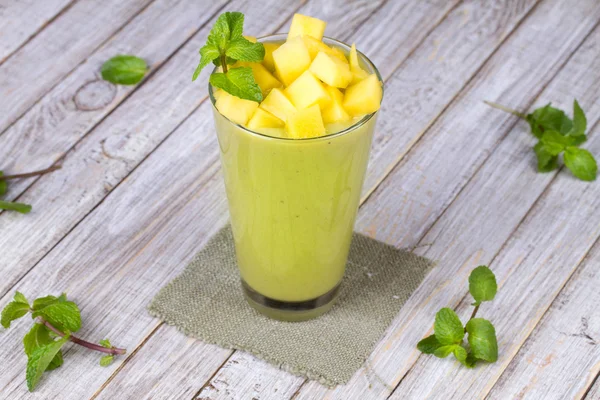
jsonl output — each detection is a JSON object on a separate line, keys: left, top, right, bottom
{"left": 241, "top": 280, "right": 340, "bottom": 322}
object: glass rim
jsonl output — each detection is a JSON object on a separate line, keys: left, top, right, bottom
{"left": 208, "top": 33, "right": 383, "bottom": 142}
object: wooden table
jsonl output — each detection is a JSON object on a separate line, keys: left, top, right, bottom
{"left": 1, "top": 0, "right": 599, "bottom": 399}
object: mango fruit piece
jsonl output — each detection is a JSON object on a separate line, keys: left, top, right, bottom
{"left": 288, "top": 14, "right": 326, "bottom": 41}
{"left": 343, "top": 74, "right": 382, "bottom": 116}
{"left": 262, "top": 42, "right": 280, "bottom": 72}
{"left": 259, "top": 88, "right": 296, "bottom": 122}
{"left": 302, "top": 35, "right": 347, "bottom": 63}
{"left": 309, "top": 51, "right": 352, "bottom": 88}
{"left": 284, "top": 70, "right": 331, "bottom": 110}
{"left": 237, "top": 61, "right": 281, "bottom": 96}
{"left": 272, "top": 36, "right": 311, "bottom": 86}
{"left": 348, "top": 43, "right": 369, "bottom": 84}
{"left": 286, "top": 104, "right": 326, "bottom": 139}
{"left": 216, "top": 91, "right": 258, "bottom": 125}
{"left": 321, "top": 86, "right": 351, "bottom": 124}
{"left": 247, "top": 108, "right": 284, "bottom": 130}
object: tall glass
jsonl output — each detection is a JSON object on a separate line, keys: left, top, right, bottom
{"left": 210, "top": 35, "right": 382, "bottom": 321}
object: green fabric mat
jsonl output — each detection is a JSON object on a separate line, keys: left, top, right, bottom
{"left": 149, "top": 225, "right": 434, "bottom": 388}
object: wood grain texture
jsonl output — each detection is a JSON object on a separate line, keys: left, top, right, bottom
{"left": 0, "top": 0, "right": 74, "bottom": 63}
{"left": 487, "top": 238, "right": 600, "bottom": 400}
{"left": 0, "top": 0, "right": 229, "bottom": 275}
{"left": 295, "top": 0, "right": 600, "bottom": 399}
{"left": 0, "top": 1, "right": 301, "bottom": 399}
{"left": 585, "top": 374, "right": 600, "bottom": 400}
{"left": 0, "top": 0, "right": 153, "bottom": 135}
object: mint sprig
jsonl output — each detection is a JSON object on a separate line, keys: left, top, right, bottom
{"left": 485, "top": 99, "right": 597, "bottom": 181}
{"left": 101, "top": 55, "right": 148, "bottom": 85}
{"left": 0, "top": 165, "right": 62, "bottom": 214}
{"left": 1, "top": 292, "right": 126, "bottom": 392}
{"left": 417, "top": 266, "right": 498, "bottom": 368}
{"left": 192, "top": 11, "right": 265, "bottom": 102}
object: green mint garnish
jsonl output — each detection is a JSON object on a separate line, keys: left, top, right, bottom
{"left": 0, "top": 165, "right": 62, "bottom": 214}
{"left": 192, "top": 11, "right": 265, "bottom": 102}
{"left": 417, "top": 265, "right": 499, "bottom": 368}
{"left": 1, "top": 292, "right": 126, "bottom": 391}
{"left": 101, "top": 55, "right": 148, "bottom": 85}
{"left": 485, "top": 99, "right": 597, "bottom": 181}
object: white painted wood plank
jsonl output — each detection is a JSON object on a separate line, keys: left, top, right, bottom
{"left": 0, "top": 0, "right": 74, "bottom": 63}
{"left": 295, "top": 0, "right": 600, "bottom": 399}
{"left": 383, "top": 20, "right": 600, "bottom": 400}
{"left": 585, "top": 375, "right": 600, "bottom": 399}
{"left": 0, "top": 1, "right": 301, "bottom": 399}
{"left": 0, "top": 0, "right": 153, "bottom": 135}
{"left": 486, "top": 239, "right": 600, "bottom": 400}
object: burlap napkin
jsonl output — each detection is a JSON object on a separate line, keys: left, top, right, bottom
{"left": 149, "top": 225, "right": 434, "bottom": 387}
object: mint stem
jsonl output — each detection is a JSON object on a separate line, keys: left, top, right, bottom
{"left": 464, "top": 305, "right": 480, "bottom": 333}
{"left": 41, "top": 319, "right": 126, "bottom": 356}
{"left": 484, "top": 100, "right": 527, "bottom": 119}
{"left": 1, "top": 165, "right": 62, "bottom": 180}
{"left": 221, "top": 53, "right": 228, "bottom": 74}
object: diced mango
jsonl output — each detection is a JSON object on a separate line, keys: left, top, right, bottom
{"left": 273, "top": 36, "right": 311, "bottom": 86}
{"left": 244, "top": 35, "right": 257, "bottom": 43}
{"left": 309, "top": 51, "right": 352, "bottom": 88}
{"left": 322, "top": 86, "right": 350, "bottom": 123}
{"left": 237, "top": 61, "right": 281, "bottom": 96}
{"left": 215, "top": 91, "right": 258, "bottom": 125}
{"left": 262, "top": 42, "right": 280, "bottom": 72}
{"left": 259, "top": 88, "right": 296, "bottom": 122}
{"left": 350, "top": 67, "right": 370, "bottom": 84}
{"left": 349, "top": 43, "right": 360, "bottom": 70}
{"left": 343, "top": 74, "right": 382, "bottom": 116}
{"left": 288, "top": 14, "right": 326, "bottom": 41}
{"left": 247, "top": 108, "right": 284, "bottom": 130}
{"left": 286, "top": 104, "right": 326, "bottom": 138}
{"left": 284, "top": 70, "right": 331, "bottom": 110}
{"left": 302, "top": 36, "right": 347, "bottom": 63}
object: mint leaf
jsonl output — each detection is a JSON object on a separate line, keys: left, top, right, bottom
{"left": 453, "top": 345, "right": 473, "bottom": 368}
{"left": 23, "top": 324, "right": 64, "bottom": 371}
{"left": 192, "top": 44, "right": 220, "bottom": 81}
{"left": 210, "top": 67, "right": 262, "bottom": 102}
{"left": 564, "top": 147, "right": 597, "bottom": 181}
{"left": 26, "top": 334, "right": 70, "bottom": 391}
{"left": 568, "top": 100, "right": 586, "bottom": 143}
{"left": 469, "top": 266, "right": 497, "bottom": 306}
{"left": 1, "top": 301, "right": 30, "bottom": 328}
{"left": 99, "top": 339, "right": 112, "bottom": 348}
{"left": 526, "top": 103, "right": 572, "bottom": 138}
{"left": 433, "top": 345, "right": 456, "bottom": 358}
{"left": 0, "top": 200, "right": 32, "bottom": 214}
{"left": 14, "top": 292, "right": 29, "bottom": 305}
{"left": 466, "top": 318, "right": 498, "bottom": 363}
{"left": 32, "top": 295, "right": 62, "bottom": 311}
{"left": 534, "top": 142, "right": 559, "bottom": 172}
{"left": 226, "top": 37, "right": 265, "bottom": 62}
{"left": 101, "top": 55, "right": 147, "bottom": 85}
{"left": 100, "top": 355, "right": 114, "bottom": 367}
{"left": 32, "top": 300, "right": 81, "bottom": 333}
{"left": 540, "top": 130, "right": 577, "bottom": 150}
{"left": 417, "top": 335, "right": 442, "bottom": 354}
{"left": 434, "top": 308, "right": 464, "bottom": 345}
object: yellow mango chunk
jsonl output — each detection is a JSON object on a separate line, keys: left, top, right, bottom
{"left": 273, "top": 36, "right": 311, "bottom": 86}
{"left": 262, "top": 42, "right": 280, "bottom": 72}
{"left": 216, "top": 91, "right": 258, "bottom": 125}
{"left": 350, "top": 67, "right": 370, "bottom": 85}
{"left": 237, "top": 61, "right": 281, "bottom": 96}
{"left": 244, "top": 35, "right": 257, "bottom": 43}
{"left": 349, "top": 43, "right": 360, "bottom": 70}
{"left": 321, "top": 86, "right": 350, "bottom": 124}
{"left": 284, "top": 70, "right": 331, "bottom": 110}
{"left": 259, "top": 88, "right": 296, "bottom": 122}
{"left": 309, "top": 51, "right": 352, "bottom": 88}
{"left": 288, "top": 14, "right": 326, "bottom": 41}
{"left": 343, "top": 74, "right": 382, "bottom": 116}
{"left": 329, "top": 46, "right": 348, "bottom": 63}
{"left": 247, "top": 108, "right": 284, "bottom": 130}
{"left": 286, "top": 104, "right": 326, "bottom": 139}
{"left": 302, "top": 36, "right": 347, "bottom": 63}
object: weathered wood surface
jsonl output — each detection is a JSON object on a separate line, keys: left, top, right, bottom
{"left": 0, "top": 0, "right": 74, "bottom": 64}
{"left": 0, "top": 0, "right": 153, "bottom": 135}
{"left": 1, "top": 0, "right": 599, "bottom": 399}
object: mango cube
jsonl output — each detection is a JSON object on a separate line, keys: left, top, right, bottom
{"left": 309, "top": 51, "right": 352, "bottom": 88}
{"left": 343, "top": 74, "right": 382, "bottom": 116}
{"left": 321, "top": 86, "right": 350, "bottom": 124}
{"left": 259, "top": 88, "right": 296, "bottom": 122}
{"left": 284, "top": 70, "right": 331, "bottom": 110}
{"left": 349, "top": 43, "right": 360, "bottom": 70}
{"left": 247, "top": 108, "right": 284, "bottom": 130}
{"left": 238, "top": 61, "right": 281, "bottom": 96}
{"left": 288, "top": 14, "right": 326, "bottom": 41}
{"left": 262, "top": 42, "right": 281, "bottom": 72}
{"left": 286, "top": 104, "right": 326, "bottom": 138}
{"left": 302, "top": 35, "right": 347, "bottom": 63}
{"left": 273, "top": 36, "right": 311, "bottom": 86}
{"left": 348, "top": 43, "right": 369, "bottom": 84}
{"left": 215, "top": 91, "right": 258, "bottom": 125}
